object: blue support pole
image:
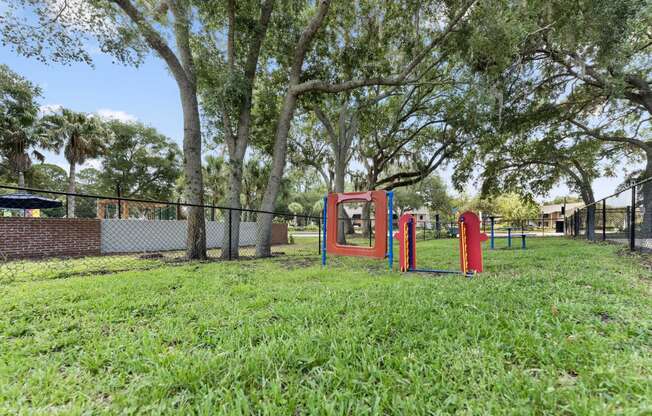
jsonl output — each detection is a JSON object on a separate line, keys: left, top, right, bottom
{"left": 321, "top": 196, "right": 327, "bottom": 266}
{"left": 507, "top": 227, "right": 512, "bottom": 248}
{"left": 490, "top": 217, "right": 495, "bottom": 250}
{"left": 521, "top": 234, "right": 526, "bottom": 250}
{"left": 388, "top": 191, "right": 394, "bottom": 270}
{"left": 407, "top": 218, "right": 414, "bottom": 271}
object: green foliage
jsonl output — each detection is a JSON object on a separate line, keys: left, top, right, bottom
{"left": 312, "top": 199, "right": 324, "bottom": 216}
{"left": 78, "top": 120, "right": 182, "bottom": 200}
{"left": 24, "top": 163, "right": 68, "bottom": 191}
{"left": 0, "top": 1, "right": 146, "bottom": 66}
{"left": 494, "top": 193, "right": 540, "bottom": 222}
{"left": 393, "top": 175, "right": 452, "bottom": 216}
{"left": 41, "top": 108, "right": 110, "bottom": 168}
{"left": 287, "top": 202, "right": 304, "bottom": 215}
{"left": 242, "top": 157, "right": 271, "bottom": 211}
{"left": 204, "top": 155, "right": 227, "bottom": 205}
{"left": 0, "top": 64, "right": 49, "bottom": 181}
{"left": 545, "top": 196, "right": 584, "bottom": 205}
{"left": 449, "top": 0, "right": 650, "bottom": 198}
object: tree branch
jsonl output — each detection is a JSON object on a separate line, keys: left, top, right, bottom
{"left": 112, "top": 0, "right": 189, "bottom": 88}
{"left": 292, "top": 0, "right": 478, "bottom": 95}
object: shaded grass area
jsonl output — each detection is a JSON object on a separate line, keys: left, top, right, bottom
{"left": 0, "top": 239, "right": 319, "bottom": 285}
{"left": 0, "top": 238, "right": 651, "bottom": 414}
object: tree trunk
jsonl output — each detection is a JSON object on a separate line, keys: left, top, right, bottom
{"left": 361, "top": 172, "right": 377, "bottom": 238}
{"left": 255, "top": 92, "right": 299, "bottom": 257}
{"left": 579, "top": 185, "right": 596, "bottom": 242}
{"left": 180, "top": 87, "right": 207, "bottom": 260}
{"left": 361, "top": 202, "right": 371, "bottom": 238}
{"left": 17, "top": 171, "right": 25, "bottom": 188}
{"left": 586, "top": 205, "right": 596, "bottom": 241}
{"left": 67, "top": 161, "right": 76, "bottom": 218}
{"left": 111, "top": 0, "right": 206, "bottom": 259}
{"left": 222, "top": 158, "right": 243, "bottom": 259}
{"left": 219, "top": 0, "right": 273, "bottom": 260}
{"left": 641, "top": 155, "right": 652, "bottom": 238}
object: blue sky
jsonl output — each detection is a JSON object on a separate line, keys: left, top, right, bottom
{"left": 1, "top": 44, "right": 635, "bottom": 203}
{"left": 1, "top": 47, "right": 184, "bottom": 147}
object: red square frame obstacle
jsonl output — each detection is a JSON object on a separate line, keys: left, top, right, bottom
{"left": 325, "top": 191, "right": 388, "bottom": 259}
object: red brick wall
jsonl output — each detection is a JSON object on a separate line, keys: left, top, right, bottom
{"left": 271, "top": 223, "right": 288, "bottom": 245}
{"left": 0, "top": 218, "right": 101, "bottom": 260}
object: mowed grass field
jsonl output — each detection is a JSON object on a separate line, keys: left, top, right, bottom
{"left": 0, "top": 238, "right": 651, "bottom": 414}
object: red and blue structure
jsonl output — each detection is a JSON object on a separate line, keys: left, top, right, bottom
{"left": 395, "top": 211, "right": 488, "bottom": 277}
{"left": 321, "top": 190, "right": 488, "bottom": 277}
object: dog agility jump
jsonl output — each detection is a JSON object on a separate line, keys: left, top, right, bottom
{"left": 321, "top": 190, "right": 489, "bottom": 277}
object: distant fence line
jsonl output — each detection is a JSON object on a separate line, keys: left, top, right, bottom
{"left": 565, "top": 177, "right": 651, "bottom": 252}
{"left": 0, "top": 184, "right": 322, "bottom": 282}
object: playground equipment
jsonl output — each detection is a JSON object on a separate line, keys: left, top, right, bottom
{"left": 322, "top": 190, "right": 394, "bottom": 269}
{"left": 395, "top": 211, "right": 488, "bottom": 277}
{"left": 321, "top": 190, "right": 488, "bottom": 277}
{"left": 488, "top": 217, "right": 528, "bottom": 250}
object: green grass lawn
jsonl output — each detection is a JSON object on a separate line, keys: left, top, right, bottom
{"left": 0, "top": 238, "right": 650, "bottom": 414}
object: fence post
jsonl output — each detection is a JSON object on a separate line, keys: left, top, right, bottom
{"left": 602, "top": 199, "right": 607, "bottom": 241}
{"left": 322, "top": 196, "right": 328, "bottom": 266}
{"left": 586, "top": 206, "right": 590, "bottom": 241}
{"left": 630, "top": 184, "right": 636, "bottom": 251}
{"left": 507, "top": 227, "right": 512, "bottom": 248}
{"left": 435, "top": 214, "right": 440, "bottom": 239}
{"left": 211, "top": 206, "right": 215, "bottom": 222}
{"left": 490, "top": 216, "right": 495, "bottom": 249}
{"left": 574, "top": 212, "right": 579, "bottom": 237}
{"left": 228, "top": 208, "right": 233, "bottom": 260}
{"left": 318, "top": 217, "right": 321, "bottom": 255}
{"left": 369, "top": 218, "right": 373, "bottom": 247}
{"left": 388, "top": 191, "right": 393, "bottom": 270}
{"left": 117, "top": 185, "right": 122, "bottom": 219}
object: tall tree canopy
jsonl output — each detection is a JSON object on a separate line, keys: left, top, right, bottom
{"left": 78, "top": 120, "right": 182, "bottom": 201}
{"left": 0, "top": 64, "right": 50, "bottom": 188}
{"left": 41, "top": 109, "right": 110, "bottom": 217}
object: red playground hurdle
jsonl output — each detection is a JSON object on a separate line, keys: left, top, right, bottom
{"left": 395, "top": 211, "right": 488, "bottom": 277}
{"left": 325, "top": 190, "right": 388, "bottom": 259}
{"left": 320, "top": 190, "right": 488, "bottom": 277}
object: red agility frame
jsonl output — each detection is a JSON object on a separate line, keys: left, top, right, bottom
{"left": 326, "top": 191, "right": 387, "bottom": 259}
{"left": 458, "top": 211, "right": 488, "bottom": 273}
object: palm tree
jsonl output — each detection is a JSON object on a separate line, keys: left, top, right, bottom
{"left": 204, "top": 155, "right": 227, "bottom": 206}
{"left": 42, "top": 109, "right": 110, "bottom": 217}
{"left": 0, "top": 124, "right": 48, "bottom": 188}
{"left": 0, "top": 64, "right": 50, "bottom": 187}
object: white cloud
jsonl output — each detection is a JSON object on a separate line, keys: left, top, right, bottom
{"left": 39, "top": 104, "right": 63, "bottom": 116}
{"left": 96, "top": 108, "right": 137, "bottom": 123}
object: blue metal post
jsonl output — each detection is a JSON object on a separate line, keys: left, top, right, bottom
{"left": 521, "top": 234, "right": 526, "bottom": 250}
{"left": 407, "top": 218, "right": 414, "bottom": 271}
{"left": 490, "top": 216, "right": 495, "bottom": 250}
{"left": 388, "top": 191, "right": 394, "bottom": 270}
{"left": 507, "top": 227, "right": 512, "bottom": 248}
{"left": 321, "top": 196, "right": 327, "bottom": 266}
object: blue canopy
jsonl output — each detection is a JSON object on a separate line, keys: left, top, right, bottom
{"left": 0, "top": 192, "right": 63, "bottom": 209}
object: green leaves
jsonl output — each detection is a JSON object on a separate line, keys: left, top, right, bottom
{"left": 0, "top": 0, "right": 146, "bottom": 66}
{"left": 80, "top": 120, "right": 182, "bottom": 200}
{"left": 0, "top": 65, "right": 49, "bottom": 179}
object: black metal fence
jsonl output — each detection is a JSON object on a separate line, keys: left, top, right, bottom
{"left": 565, "top": 177, "right": 652, "bottom": 252}
{"left": 0, "top": 185, "right": 321, "bottom": 283}
{"left": 334, "top": 212, "right": 564, "bottom": 248}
